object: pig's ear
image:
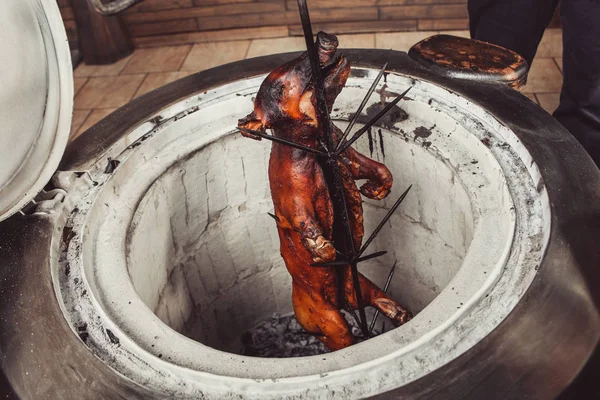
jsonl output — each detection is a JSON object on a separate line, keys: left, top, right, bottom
{"left": 238, "top": 112, "right": 265, "bottom": 141}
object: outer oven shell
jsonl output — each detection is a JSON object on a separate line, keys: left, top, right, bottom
{"left": 0, "top": 50, "right": 598, "bottom": 399}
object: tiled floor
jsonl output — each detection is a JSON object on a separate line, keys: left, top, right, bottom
{"left": 70, "top": 29, "right": 564, "bottom": 139}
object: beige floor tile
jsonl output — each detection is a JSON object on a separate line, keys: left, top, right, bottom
{"left": 74, "top": 74, "right": 146, "bottom": 109}
{"left": 135, "top": 71, "right": 191, "bottom": 98}
{"left": 74, "top": 77, "right": 88, "bottom": 96}
{"left": 522, "top": 58, "right": 563, "bottom": 94}
{"left": 90, "top": 54, "right": 134, "bottom": 76}
{"left": 74, "top": 63, "right": 97, "bottom": 78}
{"left": 440, "top": 30, "right": 470, "bottom": 39}
{"left": 375, "top": 31, "right": 437, "bottom": 52}
{"left": 73, "top": 108, "right": 117, "bottom": 139}
{"left": 73, "top": 54, "right": 133, "bottom": 78}
{"left": 537, "top": 29, "right": 562, "bottom": 58}
{"left": 245, "top": 37, "right": 304, "bottom": 59}
{"left": 536, "top": 92, "right": 561, "bottom": 114}
{"left": 70, "top": 109, "right": 91, "bottom": 138}
{"left": 337, "top": 34, "right": 375, "bottom": 49}
{"left": 123, "top": 45, "right": 191, "bottom": 74}
{"left": 523, "top": 93, "right": 538, "bottom": 104}
{"left": 554, "top": 58, "right": 563, "bottom": 73}
{"left": 181, "top": 40, "right": 250, "bottom": 71}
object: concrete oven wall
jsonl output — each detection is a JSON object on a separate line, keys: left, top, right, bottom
{"left": 54, "top": 65, "right": 551, "bottom": 398}
{"left": 126, "top": 125, "right": 474, "bottom": 353}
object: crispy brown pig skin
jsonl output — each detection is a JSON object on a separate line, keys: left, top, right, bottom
{"left": 238, "top": 32, "right": 411, "bottom": 350}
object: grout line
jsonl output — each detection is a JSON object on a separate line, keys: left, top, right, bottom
{"left": 552, "top": 58, "right": 563, "bottom": 75}
{"left": 133, "top": 73, "right": 150, "bottom": 98}
{"left": 176, "top": 45, "right": 194, "bottom": 71}
{"left": 243, "top": 40, "right": 252, "bottom": 60}
{"left": 130, "top": 73, "right": 148, "bottom": 101}
{"left": 69, "top": 109, "right": 92, "bottom": 140}
{"left": 74, "top": 107, "right": 118, "bottom": 139}
{"left": 117, "top": 52, "right": 136, "bottom": 76}
{"left": 74, "top": 77, "right": 89, "bottom": 97}
{"left": 74, "top": 109, "right": 97, "bottom": 138}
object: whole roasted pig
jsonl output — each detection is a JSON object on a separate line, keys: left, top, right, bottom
{"left": 238, "top": 32, "right": 412, "bottom": 351}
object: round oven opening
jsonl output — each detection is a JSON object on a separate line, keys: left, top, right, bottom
{"left": 125, "top": 125, "right": 475, "bottom": 355}
{"left": 57, "top": 64, "right": 549, "bottom": 398}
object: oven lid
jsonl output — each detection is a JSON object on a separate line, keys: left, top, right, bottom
{"left": 0, "top": 0, "right": 73, "bottom": 222}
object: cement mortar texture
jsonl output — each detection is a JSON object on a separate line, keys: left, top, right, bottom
{"left": 55, "top": 68, "right": 550, "bottom": 398}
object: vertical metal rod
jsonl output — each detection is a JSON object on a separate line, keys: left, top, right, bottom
{"left": 338, "top": 87, "right": 412, "bottom": 153}
{"left": 368, "top": 261, "right": 397, "bottom": 335}
{"left": 335, "top": 62, "right": 388, "bottom": 151}
{"left": 296, "top": 0, "right": 369, "bottom": 336}
{"left": 357, "top": 184, "right": 412, "bottom": 259}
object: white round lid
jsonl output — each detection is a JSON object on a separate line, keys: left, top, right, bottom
{"left": 0, "top": 0, "right": 74, "bottom": 222}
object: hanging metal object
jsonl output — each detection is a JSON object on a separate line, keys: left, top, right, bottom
{"left": 85, "top": 0, "right": 142, "bottom": 16}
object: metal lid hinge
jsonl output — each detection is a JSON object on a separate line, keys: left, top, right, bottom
{"left": 19, "top": 171, "right": 95, "bottom": 217}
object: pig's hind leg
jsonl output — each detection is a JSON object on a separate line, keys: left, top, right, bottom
{"left": 292, "top": 284, "right": 354, "bottom": 351}
{"left": 344, "top": 272, "right": 412, "bottom": 328}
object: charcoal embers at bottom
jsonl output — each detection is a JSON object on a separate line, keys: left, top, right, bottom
{"left": 240, "top": 312, "right": 383, "bottom": 358}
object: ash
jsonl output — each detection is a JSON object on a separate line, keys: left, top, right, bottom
{"left": 240, "top": 312, "right": 382, "bottom": 358}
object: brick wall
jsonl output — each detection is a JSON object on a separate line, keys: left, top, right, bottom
{"left": 121, "top": 0, "right": 470, "bottom": 39}
{"left": 59, "top": 0, "right": 559, "bottom": 48}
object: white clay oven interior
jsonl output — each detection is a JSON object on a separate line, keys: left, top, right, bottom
{"left": 125, "top": 107, "right": 474, "bottom": 354}
{"left": 58, "top": 66, "right": 549, "bottom": 397}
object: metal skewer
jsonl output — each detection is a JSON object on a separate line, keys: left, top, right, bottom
{"left": 368, "top": 261, "right": 397, "bottom": 336}
{"left": 357, "top": 185, "right": 412, "bottom": 259}
{"left": 338, "top": 87, "right": 412, "bottom": 153}
{"left": 238, "top": 127, "right": 327, "bottom": 156}
{"left": 297, "top": 0, "right": 370, "bottom": 336}
{"left": 335, "top": 63, "right": 388, "bottom": 151}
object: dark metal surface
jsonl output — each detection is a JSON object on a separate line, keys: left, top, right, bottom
{"left": 2, "top": 49, "right": 593, "bottom": 399}
{"left": 0, "top": 215, "right": 155, "bottom": 399}
{"left": 409, "top": 34, "right": 529, "bottom": 89}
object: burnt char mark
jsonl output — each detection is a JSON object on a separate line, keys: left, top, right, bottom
{"left": 104, "top": 158, "right": 120, "bottom": 174}
{"left": 106, "top": 329, "right": 120, "bottom": 345}
{"left": 62, "top": 226, "right": 75, "bottom": 247}
{"left": 409, "top": 34, "right": 528, "bottom": 87}
{"left": 378, "top": 129, "right": 385, "bottom": 158}
{"left": 79, "top": 332, "right": 89, "bottom": 343}
{"left": 349, "top": 68, "right": 369, "bottom": 78}
{"left": 257, "top": 79, "right": 288, "bottom": 125}
{"left": 413, "top": 126, "right": 433, "bottom": 139}
{"left": 349, "top": 102, "right": 408, "bottom": 132}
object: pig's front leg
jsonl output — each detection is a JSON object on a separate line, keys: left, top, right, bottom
{"left": 343, "top": 145, "right": 393, "bottom": 200}
{"left": 331, "top": 126, "right": 393, "bottom": 200}
{"left": 272, "top": 165, "right": 336, "bottom": 263}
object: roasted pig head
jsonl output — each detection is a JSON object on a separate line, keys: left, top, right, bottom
{"left": 238, "top": 31, "right": 350, "bottom": 141}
